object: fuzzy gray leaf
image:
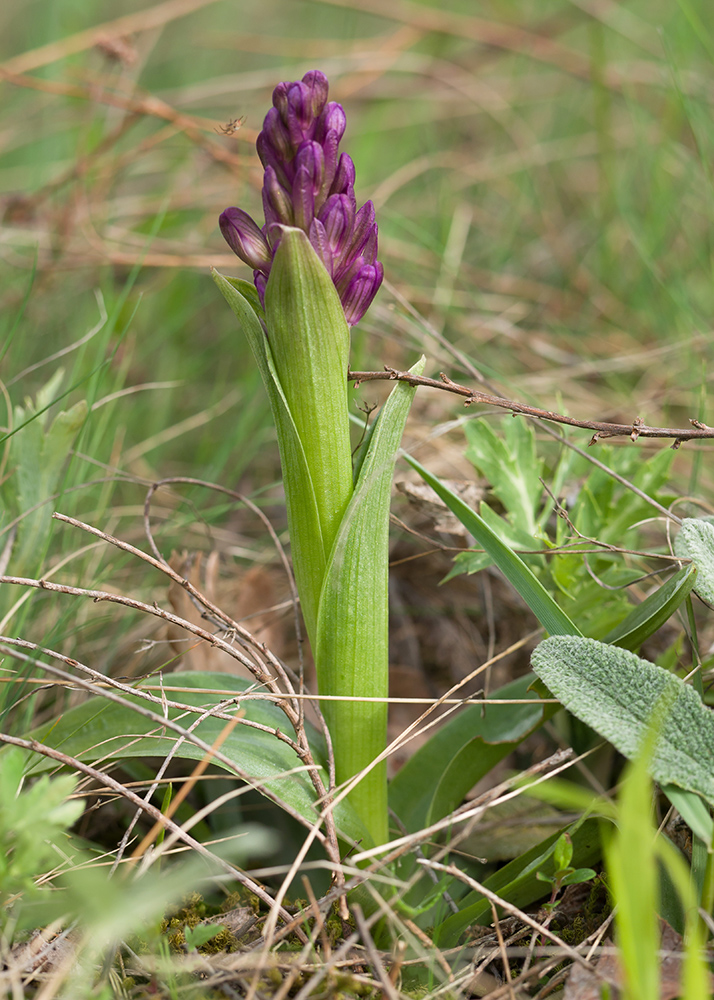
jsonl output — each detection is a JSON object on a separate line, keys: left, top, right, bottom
{"left": 531, "top": 636, "right": 714, "bottom": 805}
{"left": 674, "top": 517, "right": 714, "bottom": 606}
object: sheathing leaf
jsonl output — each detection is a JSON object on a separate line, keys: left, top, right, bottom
{"left": 212, "top": 270, "right": 326, "bottom": 642}
{"left": 315, "top": 357, "right": 425, "bottom": 846}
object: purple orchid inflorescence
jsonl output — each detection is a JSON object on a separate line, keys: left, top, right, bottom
{"left": 219, "top": 70, "right": 383, "bottom": 326}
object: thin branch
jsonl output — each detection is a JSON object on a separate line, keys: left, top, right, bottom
{"left": 348, "top": 367, "right": 714, "bottom": 447}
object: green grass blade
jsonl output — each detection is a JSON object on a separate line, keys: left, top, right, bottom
{"left": 602, "top": 563, "right": 697, "bottom": 651}
{"left": 404, "top": 456, "right": 581, "bottom": 637}
{"left": 605, "top": 754, "right": 660, "bottom": 1000}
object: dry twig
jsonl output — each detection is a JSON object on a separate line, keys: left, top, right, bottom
{"left": 349, "top": 367, "right": 714, "bottom": 447}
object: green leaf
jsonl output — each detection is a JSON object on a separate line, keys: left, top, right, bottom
{"left": 404, "top": 457, "right": 581, "bottom": 637}
{"left": 442, "top": 501, "right": 545, "bottom": 583}
{"left": 212, "top": 269, "right": 326, "bottom": 642}
{"left": 24, "top": 672, "right": 368, "bottom": 846}
{"left": 602, "top": 563, "right": 697, "bottom": 651}
{"left": 674, "top": 517, "right": 714, "bottom": 607}
{"left": 435, "top": 818, "right": 601, "bottom": 946}
{"left": 314, "top": 357, "right": 425, "bottom": 846}
{"left": 389, "top": 673, "right": 554, "bottom": 832}
{"left": 184, "top": 923, "right": 225, "bottom": 950}
{"left": 464, "top": 417, "right": 542, "bottom": 536}
{"left": 264, "top": 229, "right": 354, "bottom": 558}
{"left": 9, "top": 376, "right": 87, "bottom": 575}
{"left": 560, "top": 868, "right": 597, "bottom": 886}
{"left": 531, "top": 636, "right": 714, "bottom": 806}
{"left": 553, "top": 832, "right": 573, "bottom": 871}
{"left": 605, "top": 744, "right": 660, "bottom": 1000}
{"left": 659, "top": 782, "right": 713, "bottom": 845}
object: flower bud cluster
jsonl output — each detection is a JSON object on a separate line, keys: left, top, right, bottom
{"left": 220, "top": 70, "right": 383, "bottom": 326}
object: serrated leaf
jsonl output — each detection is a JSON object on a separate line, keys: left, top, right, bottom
{"left": 531, "top": 636, "right": 714, "bottom": 805}
{"left": 404, "top": 457, "right": 581, "bottom": 638}
{"left": 602, "top": 563, "right": 697, "bottom": 651}
{"left": 464, "top": 417, "right": 542, "bottom": 535}
{"left": 24, "top": 672, "right": 368, "bottom": 845}
{"left": 315, "top": 357, "right": 425, "bottom": 846}
{"left": 674, "top": 518, "right": 714, "bottom": 607}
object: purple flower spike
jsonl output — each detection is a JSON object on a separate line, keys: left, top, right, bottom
{"left": 219, "top": 69, "right": 382, "bottom": 325}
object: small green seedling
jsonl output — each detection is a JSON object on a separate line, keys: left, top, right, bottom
{"left": 183, "top": 923, "right": 225, "bottom": 952}
{"left": 536, "top": 832, "right": 597, "bottom": 910}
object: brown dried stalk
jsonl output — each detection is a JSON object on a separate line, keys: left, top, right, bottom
{"left": 348, "top": 367, "right": 714, "bottom": 447}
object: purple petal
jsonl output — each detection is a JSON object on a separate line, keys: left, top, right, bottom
{"left": 257, "top": 108, "right": 292, "bottom": 171}
{"left": 344, "top": 201, "right": 377, "bottom": 260}
{"left": 219, "top": 207, "right": 272, "bottom": 271}
{"left": 292, "top": 164, "right": 316, "bottom": 231}
{"left": 294, "top": 141, "right": 325, "bottom": 192}
{"left": 314, "top": 102, "right": 346, "bottom": 146}
{"left": 341, "top": 262, "right": 384, "bottom": 326}
{"left": 285, "top": 81, "right": 314, "bottom": 144}
{"left": 262, "top": 166, "right": 294, "bottom": 227}
{"left": 254, "top": 271, "right": 267, "bottom": 307}
{"left": 318, "top": 194, "right": 355, "bottom": 256}
{"left": 301, "top": 70, "right": 329, "bottom": 118}
{"left": 308, "top": 218, "right": 333, "bottom": 275}
{"left": 292, "top": 142, "right": 324, "bottom": 230}
{"left": 329, "top": 153, "right": 356, "bottom": 200}
{"left": 317, "top": 130, "right": 340, "bottom": 208}
{"left": 271, "top": 82, "right": 290, "bottom": 119}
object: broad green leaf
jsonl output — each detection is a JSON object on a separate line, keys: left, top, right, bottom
{"left": 389, "top": 673, "right": 553, "bottom": 833}
{"left": 464, "top": 417, "right": 542, "bottom": 536}
{"left": 531, "top": 636, "right": 714, "bottom": 806}
{"left": 674, "top": 517, "right": 714, "bottom": 607}
{"left": 24, "top": 672, "right": 368, "bottom": 846}
{"left": 315, "top": 357, "right": 425, "bottom": 846}
{"left": 435, "top": 818, "right": 601, "bottom": 946}
{"left": 404, "top": 457, "right": 581, "bottom": 638}
{"left": 602, "top": 563, "right": 697, "bottom": 651}
{"left": 212, "top": 270, "right": 326, "bottom": 642}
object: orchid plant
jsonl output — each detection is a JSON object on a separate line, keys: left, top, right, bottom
{"left": 213, "top": 70, "right": 423, "bottom": 848}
